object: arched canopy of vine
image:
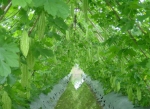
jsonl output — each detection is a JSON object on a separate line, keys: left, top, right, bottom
{"left": 0, "top": 0, "right": 150, "bottom": 108}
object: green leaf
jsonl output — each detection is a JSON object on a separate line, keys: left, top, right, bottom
{"left": 137, "top": 10, "right": 150, "bottom": 21}
{"left": 44, "top": 0, "right": 57, "bottom": 17}
{"left": 12, "top": 0, "right": 32, "bottom": 7}
{"left": 137, "top": 15, "right": 149, "bottom": 21}
{"left": 25, "top": 0, "right": 32, "bottom": 4}
{"left": 121, "top": 20, "right": 135, "bottom": 32}
{"left": 0, "top": 43, "right": 19, "bottom": 77}
{"left": 32, "top": 0, "right": 46, "bottom": 7}
{"left": 54, "top": 17, "right": 68, "bottom": 32}
{"left": 7, "top": 74, "right": 17, "bottom": 86}
{"left": 37, "top": 48, "right": 54, "bottom": 58}
{"left": 0, "top": 76, "right": 7, "bottom": 84}
{"left": 0, "top": 43, "right": 19, "bottom": 67}
{"left": 146, "top": 59, "right": 150, "bottom": 68}
{"left": 1, "top": 43, "right": 19, "bottom": 67}
{"left": 0, "top": 48, "right": 5, "bottom": 60}
{"left": 3, "top": 51, "right": 19, "bottom": 67}
{"left": 3, "top": 43, "right": 19, "bottom": 53}
{"left": 0, "top": 9, "right": 4, "bottom": 15}
{"left": 47, "top": 32, "right": 61, "bottom": 40}
{"left": 12, "top": 0, "right": 27, "bottom": 8}
{"left": 47, "top": 16, "right": 68, "bottom": 33}
{"left": 0, "top": 61, "right": 11, "bottom": 77}
{"left": 0, "top": 0, "right": 9, "bottom": 5}
{"left": 44, "top": 0, "right": 69, "bottom": 19}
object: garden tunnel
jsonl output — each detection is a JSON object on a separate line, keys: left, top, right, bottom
{"left": 0, "top": 0, "right": 150, "bottom": 109}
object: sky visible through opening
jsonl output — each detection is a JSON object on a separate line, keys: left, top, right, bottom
{"left": 70, "top": 65, "right": 84, "bottom": 90}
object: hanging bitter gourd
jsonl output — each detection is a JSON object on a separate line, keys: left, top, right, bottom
{"left": 20, "top": 31, "right": 30, "bottom": 57}
{"left": 86, "top": 25, "right": 89, "bottom": 37}
{"left": 136, "top": 87, "right": 141, "bottom": 101}
{"left": 116, "top": 82, "right": 120, "bottom": 92}
{"left": 71, "top": 4, "right": 74, "bottom": 17}
{"left": 88, "top": 48, "right": 92, "bottom": 61}
{"left": 27, "top": 90, "right": 31, "bottom": 99}
{"left": 66, "top": 30, "right": 70, "bottom": 40}
{"left": 2, "top": 91, "right": 12, "bottom": 109}
{"left": 127, "top": 87, "right": 133, "bottom": 101}
{"left": 111, "top": 76, "right": 116, "bottom": 89}
{"left": 21, "top": 64, "right": 29, "bottom": 88}
{"left": 83, "top": 0, "right": 88, "bottom": 21}
{"left": 27, "top": 50, "right": 35, "bottom": 70}
{"left": 37, "top": 11, "right": 46, "bottom": 40}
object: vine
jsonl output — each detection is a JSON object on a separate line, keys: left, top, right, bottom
{"left": 0, "top": 0, "right": 150, "bottom": 108}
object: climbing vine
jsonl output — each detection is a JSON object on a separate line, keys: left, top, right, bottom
{"left": 0, "top": 0, "right": 150, "bottom": 108}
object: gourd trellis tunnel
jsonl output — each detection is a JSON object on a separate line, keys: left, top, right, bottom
{"left": 0, "top": 0, "right": 150, "bottom": 109}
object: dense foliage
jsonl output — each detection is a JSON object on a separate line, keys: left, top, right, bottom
{"left": 0, "top": 0, "right": 150, "bottom": 108}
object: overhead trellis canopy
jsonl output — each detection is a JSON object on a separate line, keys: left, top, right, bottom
{"left": 0, "top": 0, "right": 150, "bottom": 108}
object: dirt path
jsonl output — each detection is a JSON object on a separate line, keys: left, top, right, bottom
{"left": 55, "top": 82, "right": 102, "bottom": 109}
{"left": 55, "top": 66, "right": 102, "bottom": 109}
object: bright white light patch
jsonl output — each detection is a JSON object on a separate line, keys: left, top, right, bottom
{"left": 140, "top": 0, "right": 144, "bottom": 2}
{"left": 74, "top": 79, "right": 84, "bottom": 90}
{"left": 70, "top": 64, "right": 84, "bottom": 90}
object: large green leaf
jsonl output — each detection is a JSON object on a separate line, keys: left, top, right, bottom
{"left": 0, "top": 76, "right": 7, "bottom": 84}
{"left": 44, "top": 0, "right": 69, "bottom": 19}
{"left": 47, "top": 16, "right": 68, "bottom": 33}
{"left": 0, "top": 60, "right": 11, "bottom": 77}
{"left": 0, "top": 43, "right": 19, "bottom": 77}
{"left": 12, "top": 0, "right": 32, "bottom": 7}
{"left": 3, "top": 43, "right": 19, "bottom": 53}
{"left": 32, "top": 0, "right": 45, "bottom": 7}
{"left": 3, "top": 51, "right": 19, "bottom": 67}
{"left": 7, "top": 74, "right": 17, "bottom": 86}
{"left": 0, "top": 48, "right": 5, "bottom": 60}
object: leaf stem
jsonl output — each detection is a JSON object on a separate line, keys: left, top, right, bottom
{"left": 28, "top": 15, "right": 40, "bottom": 36}
{"left": 0, "top": 1, "right": 12, "bottom": 21}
